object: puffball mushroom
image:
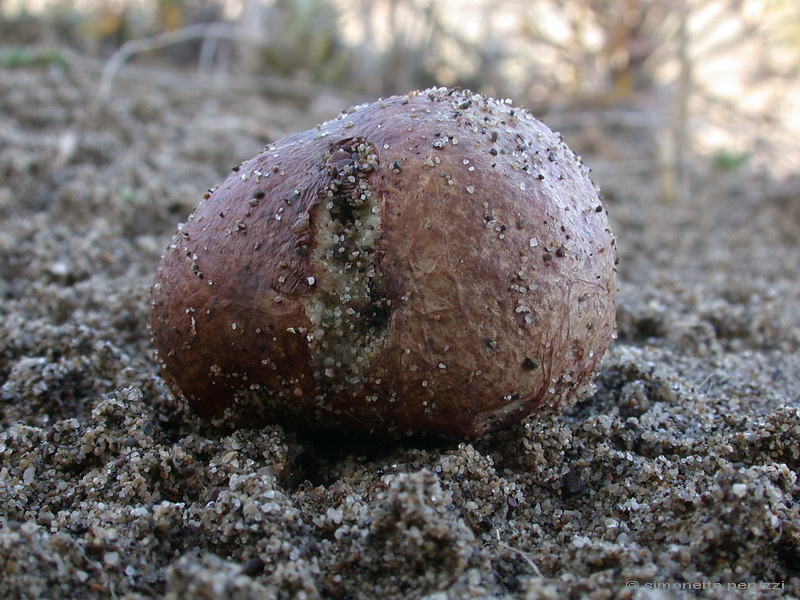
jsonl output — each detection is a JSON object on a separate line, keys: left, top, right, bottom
{"left": 150, "top": 87, "right": 617, "bottom": 439}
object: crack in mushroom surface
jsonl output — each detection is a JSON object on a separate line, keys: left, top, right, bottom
{"left": 150, "top": 87, "right": 618, "bottom": 439}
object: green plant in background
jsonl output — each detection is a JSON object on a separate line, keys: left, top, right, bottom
{"left": 713, "top": 150, "right": 750, "bottom": 172}
{"left": 120, "top": 187, "right": 136, "bottom": 206}
{"left": 0, "top": 46, "right": 69, "bottom": 69}
{"left": 257, "top": 0, "right": 352, "bottom": 85}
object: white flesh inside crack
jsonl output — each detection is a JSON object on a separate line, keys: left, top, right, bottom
{"left": 303, "top": 139, "right": 390, "bottom": 396}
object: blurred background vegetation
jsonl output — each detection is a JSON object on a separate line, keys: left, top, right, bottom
{"left": 1, "top": 0, "right": 799, "bottom": 198}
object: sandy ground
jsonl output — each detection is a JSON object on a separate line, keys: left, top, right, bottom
{"left": 1, "top": 60, "right": 799, "bottom": 600}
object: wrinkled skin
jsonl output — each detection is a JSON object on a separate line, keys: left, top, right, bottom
{"left": 150, "top": 88, "right": 617, "bottom": 439}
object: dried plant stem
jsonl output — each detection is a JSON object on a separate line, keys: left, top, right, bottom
{"left": 496, "top": 532, "right": 542, "bottom": 577}
{"left": 100, "top": 23, "right": 238, "bottom": 99}
{"left": 672, "top": 0, "right": 693, "bottom": 203}
{"left": 97, "top": 22, "right": 336, "bottom": 101}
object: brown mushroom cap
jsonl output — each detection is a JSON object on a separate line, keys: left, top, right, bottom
{"left": 150, "top": 87, "right": 617, "bottom": 439}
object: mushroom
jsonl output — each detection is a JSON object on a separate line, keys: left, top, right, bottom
{"left": 150, "top": 87, "right": 617, "bottom": 438}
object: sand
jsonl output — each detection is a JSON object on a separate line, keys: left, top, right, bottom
{"left": 1, "top": 60, "right": 798, "bottom": 599}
